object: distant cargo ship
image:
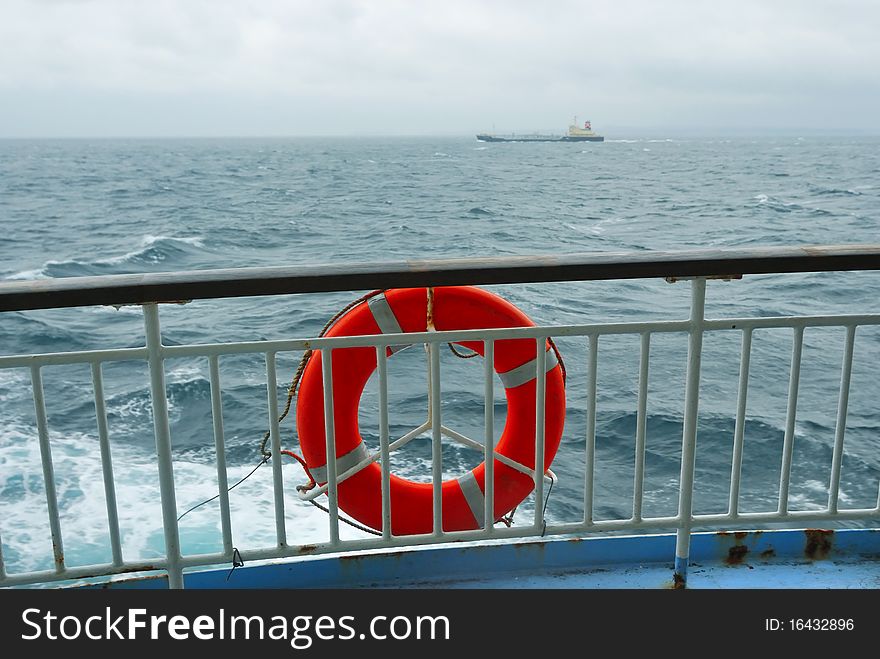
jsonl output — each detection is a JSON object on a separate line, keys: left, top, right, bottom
{"left": 477, "top": 117, "right": 604, "bottom": 143}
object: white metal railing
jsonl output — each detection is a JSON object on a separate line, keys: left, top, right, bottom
{"left": 1, "top": 249, "right": 879, "bottom": 589}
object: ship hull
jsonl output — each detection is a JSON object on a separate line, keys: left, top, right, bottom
{"left": 476, "top": 134, "right": 604, "bottom": 143}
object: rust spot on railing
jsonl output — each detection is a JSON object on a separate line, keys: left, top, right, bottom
{"left": 760, "top": 548, "right": 776, "bottom": 559}
{"left": 717, "top": 530, "right": 759, "bottom": 539}
{"left": 426, "top": 287, "right": 435, "bottom": 331}
{"left": 671, "top": 573, "right": 686, "bottom": 589}
{"left": 98, "top": 572, "right": 165, "bottom": 588}
{"left": 297, "top": 544, "right": 318, "bottom": 555}
{"left": 804, "top": 529, "right": 833, "bottom": 560}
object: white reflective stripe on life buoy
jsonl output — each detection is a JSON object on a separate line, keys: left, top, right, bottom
{"left": 310, "top": 441, "right": 370, "bottom": 483}
{"left": 367, "top": 294, "right": 410, "bottom": 353}
{"left": 457, "top": 471, "right": 485, "bottom": 526}
{"left": 499, "top": 348, "right": 558, "bottom": 389}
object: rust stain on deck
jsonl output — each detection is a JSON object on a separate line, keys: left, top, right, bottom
{"left": 718, "top": 530, "right": 760, "bottom": 566}
{"left": 804, "top": 529, "right": 833, "bottom": 560}
{"left": 725, "top": 544, "right": 750, "bottom": 565}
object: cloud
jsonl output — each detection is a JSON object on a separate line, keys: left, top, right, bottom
{"left": 1, "top": 0, "right": 878, "bottom": 136}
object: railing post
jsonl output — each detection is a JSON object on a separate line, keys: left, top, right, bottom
{"left": 143, "top": 303, "right": 184, "bottom": 589}
{"left": 483, "top": 340, "right": 495, "bottom": 532}
{"left": 583, "top": 334, "right": 598, "bottom": 526}
{"left": 674, "top": 278, "right": 706, "bottom": 588}
{"left": 320, "top": 349, "right": 339, "bottom": 545}
{"left": 728, "top": 328, "right": 752, "bottom": 518}
{"left": 429, "top": 340, "right": 443, "bottom": 537}
{"left": 30, "top": 365, "right": 65, "bottom": 573}
{"left": 533, "top": 338, "right": 547, "bottom": 529}
{"left": 828, "top": 325, "right": 855, "bottom": 513}
{"left": 91, "top": 362, "right": 124, "bottom": 566}
{"left": 266, "top": 352, "right": 288, "bottom": 546}
{"left": 633, "top": 332, "right": 650, "bottom": 522}
{"left": 377, "top": 346, "right": 392, "bottom": 540}
{"left": 778, "top": 326, "right": 804, "bottom": 514}
{"left": 208, "top": 355, "right": 234, "bottom": 555}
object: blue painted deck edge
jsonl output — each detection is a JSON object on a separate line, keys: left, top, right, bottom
{"left": 80, "top": 527, "right": 880, "bottom": 590}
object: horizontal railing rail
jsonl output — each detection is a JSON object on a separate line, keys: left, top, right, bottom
{"left": 1, "top": 244, "right": 879, "bottom": 312}
{"left": 1, "top": 245, "right": 879, "bottom": 589}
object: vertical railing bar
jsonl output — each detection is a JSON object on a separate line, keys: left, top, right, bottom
{"left": 320, "top": 349, "right": 340, "bottom": 545}
{"left": 376, "top": 346, "right": 392, "bottom": 541}
{"left": 265, "top": 351, "right": 288, "bottom": 547}
{"left": 777, "top": 326, "right": 804, "bottom": 514}
{"left": 208, "top": 355, "right": 234, "bottom": 555}
{"left": 673, "top": 277, "right": 706, "bottom": 587}
{"left": 90, "top": 362, "right": 123, "bottom": 566}
{"left": 584, "top": 334, "right": 598, "bottom": 525}
{"left": 633, "top": 332, "right": 650, "bottom": 522}
{"left": 142, "top": 303, "right": 183, "bottom": 589}
{"left": 429, "top": 341, "right": 443, "bottom": 536}
{"left": 533, "top": 338, "right": 547, "bottom": 529}
{"left": 483, "top": 340, "right": 495, "bottom": 532}
{"left": 828, "top": 325, "right": 856, "bottom": 513}
{"left": 728, "top": 328, "right": 752, "bottom": 517}
{"left": 0, "top": 531, "right": 5, "bottom": 579}
{"left": 30, "top": 365, "right": 65, "bottom": 573}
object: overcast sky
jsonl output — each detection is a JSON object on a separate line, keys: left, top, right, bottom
{"left": 1, "top": 0, "right": 878, "bottom": 137}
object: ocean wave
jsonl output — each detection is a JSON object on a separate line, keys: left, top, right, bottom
{"left": 753, "top": 193, "right": 837, "bottom": 217}
{"left": 0, "top": 314, "right": 91, "bottom": 353}
{"left": 809, "top": 185, "right": 862, "bottom": 197}
{"left": 753, "top": 193, "right": 800, "bottom": 212}
{"left": 3, "top": 235, "right": 207, "bottom": 280}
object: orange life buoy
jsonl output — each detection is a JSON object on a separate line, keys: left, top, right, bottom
{"left": 296, "top": 286, "right": 566, "bottom": 535}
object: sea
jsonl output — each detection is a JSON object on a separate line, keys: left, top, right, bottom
{"left": 0, "top": 135, "right": 878, "bottom": 578}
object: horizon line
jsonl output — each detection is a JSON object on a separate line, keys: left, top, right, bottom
{"left": 1, "top": 129, "right": 879, "bottom": 140}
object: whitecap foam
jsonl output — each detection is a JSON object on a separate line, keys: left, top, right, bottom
{"left": 787, "top": 492, "right": 825, "bottom": 511}
{"left": 0, "top": 369, "right": 29, "bottom": 404}
{"left": 142, "top": 234, "right": 205, "bottom": 248}
{"left": 97, "top": 235, "right": 206, "bottom": 266}
{"left": 2, "top": 268, "right": 51, "bottom": 281}
{"left": 166, "top": 362, "right": 206, "bottom": 384}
